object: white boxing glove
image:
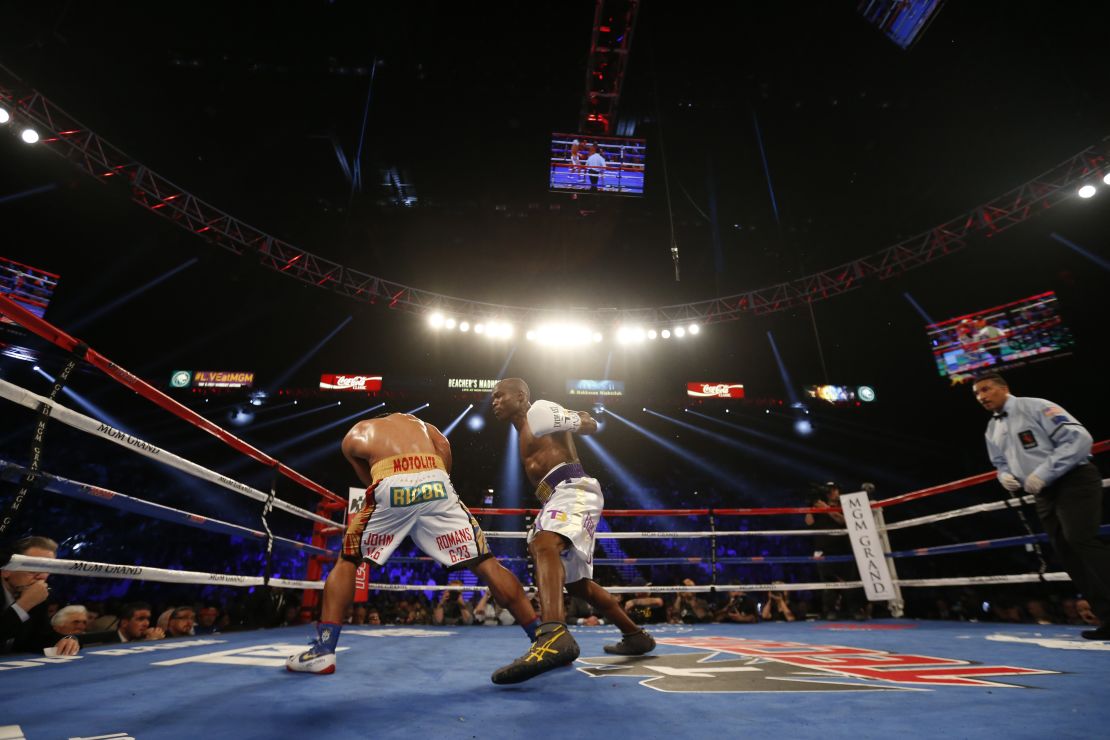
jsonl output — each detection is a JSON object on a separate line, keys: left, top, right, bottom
{"left": 1023, "top": 473, "right": 1046, "bottom": 495}
{"left": 526, "top": 400, "right": 582, "bottom": 437}
{"left": 997, "top": 472, "right": 1022, "bottom": 493}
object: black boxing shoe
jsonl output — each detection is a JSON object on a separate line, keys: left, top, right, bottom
{"left": 491, "top": 622, "right": 580, "bottom": 685}
{"left": 603, "top": 628, "right": 656, "bottom": 656}
{"left": 1081, "top": 625, "right": 1110, "bottom": 640}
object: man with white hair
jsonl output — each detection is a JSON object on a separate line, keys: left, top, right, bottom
{"left": 50, "top": 605, "right": 89, "bottom": 636}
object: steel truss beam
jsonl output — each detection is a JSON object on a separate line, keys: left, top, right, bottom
{"left": 1, "top": 69, "right": 1106, "bottom": 328}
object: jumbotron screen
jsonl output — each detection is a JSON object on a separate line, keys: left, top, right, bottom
{"left": 1, "top": 256, "right": 59, "bottom": 322}
{"left": 548, "top": 133, "right": 646, "bottom": 196}
{"left": 925, "top": 292, "right": 1075, "bottom": 383}
{"left": 857, "top": 0, "right": 945, "bottom": 50}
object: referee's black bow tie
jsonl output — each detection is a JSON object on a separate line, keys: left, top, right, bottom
{"left": 993, "top": 412, "right": 1008, "bottom": 420}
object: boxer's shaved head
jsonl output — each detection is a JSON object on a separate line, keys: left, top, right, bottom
{"left": 497, "top": 377, "right": 530, "bottom": 401}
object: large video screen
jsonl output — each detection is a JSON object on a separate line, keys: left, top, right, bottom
{"left": 549, "top": 133, "right": 646, "bottom": 196}
{"left": 857, "top": 0, "right": 945, "bottom": 50}
{"left": 1, "top": 256, "right": 60, "bottom": 322}
{"left": 926, "top": 292, "right": 1075, "bottom": 382}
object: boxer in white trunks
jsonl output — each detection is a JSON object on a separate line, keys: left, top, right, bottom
{"left": 489, "top": 379, "right": 655, "bottom": 684}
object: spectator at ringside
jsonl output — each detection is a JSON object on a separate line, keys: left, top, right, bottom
{"left": 165, "top": 606, "right": 196, "bottom": 637}
{"left": 1, "top": 536, "right": 79, "bottom": 656}
{"left": 50, "top": 605, "right": 89, "bottom": 636}
{"left": 1076, "top": 599, "right": 1101, "bottom": 627}
{"left": 565, "top": 593, "right": 602, "bottom": 626}
{"left": 671, "top": 578, "right": 712, "bottom": 624}
{"left": 761, "top": 584, "right": 796, "bottom": 622}
{"left": 475, "top": 592, "right": 517, "bottom": 626}
{"left": 194, "top": 604, "right": 221, "bottom": 634}
{"left": 366, "top": 608, "right": 383, "bottom": 625}
{"left": 623, "top": 578, "right": 665, "bottom": 625}
{"left": 714, "top": 591, "right": 758, "bottom": 623}
{"left": 434, "top": 580, "right": 473, "bottom": 625}
{"left": 116, "top": 602, "right": 164, "bottom": 642}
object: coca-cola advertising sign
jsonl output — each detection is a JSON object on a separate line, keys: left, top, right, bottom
{"left": 320, "top": 374, "right": 383, "bottom": 392}
{"left": 686, "top": 382, "right": 745, "bottom": 399}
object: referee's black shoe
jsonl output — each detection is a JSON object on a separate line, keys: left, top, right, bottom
{"left": 1081, "top": 625, "right": 1110, "bottom": 640}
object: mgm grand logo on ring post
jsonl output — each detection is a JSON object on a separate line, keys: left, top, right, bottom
{"left": 575, "top": 636, "right": 1058, "bottom": 693}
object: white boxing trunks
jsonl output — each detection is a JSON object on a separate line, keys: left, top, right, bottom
{"left": 342, "top": 453, "right": 491, "bottom": 570}
{"left": 528, "top": 462, "right": 602, "bottom": 583}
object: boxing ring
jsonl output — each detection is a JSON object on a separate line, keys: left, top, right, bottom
{"left": 2, "top": 294, "right": 1109, "bottom": 739}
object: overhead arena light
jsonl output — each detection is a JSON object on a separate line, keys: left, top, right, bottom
{"left": 1104, "top": 173, "right": 1110, "bottom": 186}
{"left": 459, "top": 321, "right": 470, "bottom": 332}
{"left": 444, "top": 317, "right": 457, "bottom": 330}
{"left": 428, "top": 312, "right": 445, "bottom": 329}
{"left": 1077, "top": 184, "right": 1097, "bottom": 199}
{"left": 474, "top": 323, "right": 485, "bottom": 334}
{"left": 527, "top": 323, "right": 597, "bottom": 347}
{"left": 20, "top": 128, "right": 39, "bottom": 144}
{"left": 0, "top": 107, "right": 10, "bottom": 124}
{"left": 647, "top": 329, "right": 657, "bottom": 340}
{"left": 616, "top": 326, "right": 647, "bottom": 345}
{"left": 688, "top": 324, "right": 700, "bottom": 335}
{"left": 674, "top": 327, "right": 686, "bottom": 338}
{"left": 661, "top": 329, "right": 671, "bottom": 339}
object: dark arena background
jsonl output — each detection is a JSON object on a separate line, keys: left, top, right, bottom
{"left": 1, "top": 2, "right": 1108, "bottom": 738}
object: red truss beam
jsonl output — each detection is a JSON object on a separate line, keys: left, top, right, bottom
{"left": 578, "top": 0, "right": 640, "bottom": 136}
{"left": 1, "top": 69, "right": 1106, "bottom": 327}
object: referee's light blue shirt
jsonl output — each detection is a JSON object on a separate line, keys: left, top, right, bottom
{"left": 985, "top": 395, "right": 1092, "bottom": 485}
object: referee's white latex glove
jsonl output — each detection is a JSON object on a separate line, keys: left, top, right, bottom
{"left": 1023, "top": 474, "right": 1046, "bottom": 495}
{"left": 997, "top": 472, "right": 1022, "bottom": 493}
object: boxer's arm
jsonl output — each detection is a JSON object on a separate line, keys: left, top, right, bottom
{"left": 575, "top": 411, "right": 598, "bottom": 436}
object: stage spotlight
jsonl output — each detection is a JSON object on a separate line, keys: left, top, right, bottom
{"left": 661, "top": 329, "right": 671, "bottom": 339}
{"left": 794, "top": 419, "right": 814, "bottom": 437}
{"left": 689, "top": 324, "right": 700, "bottom": 335}
{"left": 445, "top": 317, "right": 457, "bottom": 329}
{"left": 0, "top": 107, "right": 10, "bottom": 124}
{"left": 467, "top": 414, "right": 485, "bottom": 432}
{"left": 526, "top": 330, "right": 536, "bottom": 341}
{"left": 249, "top": 390, "right": 268, "bottom": 407}
{"left": 429, "top": 312, "right": 445, "bottom": 328}
{"left": 228, "top": 405, "right": 255, "bottom": 427}
{"left": 459, "top": 321, "right": 470, "bottom": 332}
{"left": 1078, "top": 184, "right": 1097, "bottom": 198}
{"left": 647, "top": 329, "right": 657, "bottom": 340}
{"left": 617, "top": 327, "right": 630, "bottom": 344}
{"left": 592, "top": 332, "right": 602, "bottom": 343}
{"left": 674, "top": 327, "right": 686, "bottom": 338}
{"left": 20, "top": 128, "right": 39, "bottom": 144}
{"left": 474, "top": 323, "right": 485, "bottom": 334}
{"left": 1104, "top": 173, "right": 1110, "bottom": 186}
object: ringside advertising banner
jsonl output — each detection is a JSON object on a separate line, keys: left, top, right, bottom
{"left": 320, "top": 374, "right": 383, "bottom": 392}
{"left": 566, "top": 379, "right": 625, "bottom": 397}
{"left": 447, "top": 378, "right": 499, "bottom": 393}
{"left": 686, "top": 382, "right": 745, "bottom": 399}
{"left": 192, "top": 371, "right": 254, "bottom": 388}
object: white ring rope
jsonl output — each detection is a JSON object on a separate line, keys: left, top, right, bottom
{"left": 6, "top": 555, "right": 323, "bottom": 590}
{"left": 0, "top": 378, "right": 335, "bottom": 527}
{"left": 482, "top": 529, "right": 847, "bottom": 539}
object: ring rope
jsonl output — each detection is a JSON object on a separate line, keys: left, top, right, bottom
{"left": 0, "top": 459, "right": 333, "bottom": 557}
{"left": 0, "top": 292, "right": 343, "bottom": 506}
{"left": 481, "top": 529, "right": 848, "bottom": 539}
{"left": 0, "top": 378, "right": 335, "bottom": 527}
{"left": 6, "top": 554, "right": 323, "bottom": 590}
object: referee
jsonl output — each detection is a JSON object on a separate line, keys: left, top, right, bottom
{"left": 972, "top": 371, "right": 1110, "bottom": 640}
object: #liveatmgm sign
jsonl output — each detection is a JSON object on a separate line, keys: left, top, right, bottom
{"left": 171, "top": 371, "right": 254, "bottom": 389}
{"left": 319, "top": 374, "right": 383, "bottom": 392}
{"left": 686, "top": 382, "right": 745, "bottom": 399}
